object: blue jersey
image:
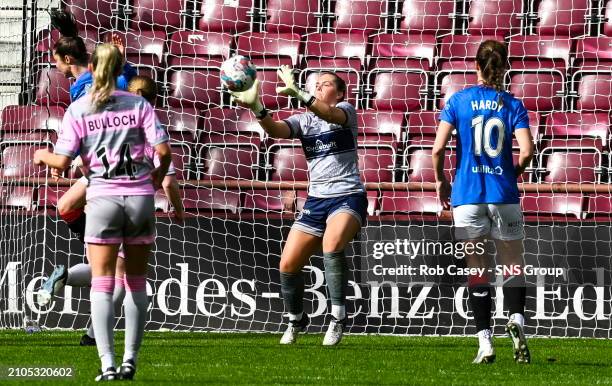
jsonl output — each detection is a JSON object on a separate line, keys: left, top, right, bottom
{"left": 70, "top": 62, "right": 137, "bottom": 102}
{"left": 439, "top": 85, "right": 530, "bottom": 207}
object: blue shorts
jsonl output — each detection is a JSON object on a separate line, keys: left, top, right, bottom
{"left": 292, "top": 193, "right": 368, "bottom": 238}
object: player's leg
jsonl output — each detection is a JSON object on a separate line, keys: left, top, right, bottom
{"left": 37, "top": 179, "right": 88, "bottom": 306}
{"left": 454, "top": 204, "right": 496, "bottom": 363}
{"left": 490, "top": 204, "right": 530, "bottom": 363}
{"left": 320, "top": 194, "right": 366, "bottom": 346}
{"left": 278, "top": 228, "right": 321, "bottom": 344}
{"left": 117, "top": 195, "right": 155, "bottom": 380}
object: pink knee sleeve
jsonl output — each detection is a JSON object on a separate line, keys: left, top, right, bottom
{"left": 91, "top": 276, "right": 115, "bottom": 294}
{"left": 124, "top": 275, "right": 146, "bottom": 292}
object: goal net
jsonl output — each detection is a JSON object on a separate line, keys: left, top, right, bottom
{"left": 0, "top": 0, "right": 611, "bottom": 338}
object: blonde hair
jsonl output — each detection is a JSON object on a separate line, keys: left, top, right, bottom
{"left": 90, "top": 43, "right": 123, "bottom": 110}
{"left": 128, "top": 75, "right": 157, "bottom": 105}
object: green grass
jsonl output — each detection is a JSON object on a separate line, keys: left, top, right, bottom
{"left": 0, "top": 331, "right": 611, "bottom": 385}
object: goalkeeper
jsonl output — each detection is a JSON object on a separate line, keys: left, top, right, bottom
{"left": 232, "top": 67, "right": 367, "bottom": 346}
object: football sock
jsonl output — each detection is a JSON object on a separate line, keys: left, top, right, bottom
{"left": 323, "top": 251, "right": 347, "bottom": 319}
{"left": 468, "top": 273, "right": 493, "bottom": 332}
{"left": 280, "top": 272, "right": 304, "bottom": 320}
{"left": 90, "top": 276, "right": 115, "bottom": 370}
{"left": 503, "top": 274, "right": 526, "bottom": 318}
{"left": 123, "top": 275, "right": 147, "bottom": 365}
{"left": 66, "top": 263, "right": 92, "bottom": 287}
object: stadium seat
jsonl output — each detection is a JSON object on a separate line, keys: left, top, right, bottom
{"left": 266, "top": 141, "right": 308, "bottom": 182}
{"left": 0, "top": 186, "right": 37, "bottom": 211}
{"left": 166, "top": 69, "right": 222, "bottom": 109}
{"left": 0, "top": 145, "right": 50, "bottom": 178}
{"left": 508, "top": 36, "right": 571, "bottom": 71}
{"left": 436, "top": 72, "right": 479, "bottom": 110}
{"left": 64, "top": 0, "right": 117, "bottom": 31}
{"left": 168, "top": 143, "right": 194, "bottom": 180}
{"left": 331, "top": 0, "right": 389, "bottom": 36}
{"left": 521, "top": 193, "right": 585, "bottom": 219}
{"left": 369, "top": 34, "right": 436, "bottom": 71}
{"left": 236, "top": 32, "right": 300, "bottom": 66}
{"left": 402, "top": 143, "right": 456, "bottom": 183}
{"left": 1, "top": 105, "right": 64, "bottom": 142}
{"left": 166, "top": 31, "right": 232, "bottom": 67}
{"left": 358, "top": 111, "right": 404, "bottom": 143}
{"left": 572, "top": 73, "right": 612, "bottom": 112}
{"left": 156, "top": 107, "right": 200, "bottom": 143}
{"left": 464, "top": 0, "right": 525, "bottom": 37}
{"left": 379, "top": 191, "right": 441, "bottom": 215}
{"left": 242, "top": 190, "right": 296, "bottom": 213}
{"left": 129, "top": 0, "right": 186, "bottom": 30}
{"left": 508, "top": 72, "right": 564, "bottom": 112}
{"left": 587, "top": 195, "right": 612, "bottom": 218}
{"left": 534, "top": 0, "right": 591, "bottom": 37}
{"left": 198, "top": 0, "right": 254, "bottom": 33}
{"left": 573, "top": 37, "right": 612, "bottom": 71}
{"left": 35, "top": 67, "right": 71, "bottom": 107}
{"left": 199, "top": 144, "right": 259, "bottom": 180}
{"left": 365, "top": 70, "right": 427, "bottom": 112}
{"left": 264, "top": 0, "right": 321, "bottom": 34}
{"left": 358, "top": 144, "right": 396, "bottom": 183}
{"left": 405, "top": 111, "right": 438, "bottom": 145}
{"left": 537, "top": 149, "right": 601, "bottom": 184}
{"left": 395, "top": 0, "right": 455, "bottom": 36}
{"left": 510, "top": 111, "right": 541, "bottom": 149}
{"left": 437, "top": 35, "right": 504, "bottom": 71}
{"left": 200, "top": 109, "right": 264, "bottom": 145}
{"left": 303, "top": 33, "right": 368, "bottom": 69}
{"left": 541, "top": 112, "right": 610, "bottom": 151}
{"left": 181, "top": 188, "right": 241, "bottom": 213}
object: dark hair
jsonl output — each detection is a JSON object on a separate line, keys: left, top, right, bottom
{"left": 320, "top": 71, "right": 347, "bottom": 102}
{"left": 50, "top": 9, "right": 88, "bottom": 65}
{"left": 476, "top": 40, "right": 508, "bottom": 92}
{"left": 128, "top": 75, "right": 158, "bottom": 104}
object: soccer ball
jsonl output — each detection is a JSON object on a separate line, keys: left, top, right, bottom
{"left": 220, "top": 55, "right": 257, "bottom": 92}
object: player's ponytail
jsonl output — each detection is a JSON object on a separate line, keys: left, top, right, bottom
{"left": 128, "top": 75, "right": 157, "bottom": 105}
{"left": 476, "top": 40, "right": 508, "bottom": 93}
{"left": 90, "top": 43, "right": 123, "bottom": 110}
{"left": 50, "top": 9, "right": 88, "bottom": 66}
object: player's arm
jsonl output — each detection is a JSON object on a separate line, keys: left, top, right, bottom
{"left": 33, "top": 149, "right": 71, "bottom": 170}
{"left": 514, "top": 128, "right": 534, "bottom": 177}
{"left": 161, "top": 175, "right": 185, "bottom": 222}
{"left": 275, "top": 65, "right": 347, "bottom": 125}
{"left": 35, "top": 109, "right": 80, "bottom": 171}
{"left": 152, "top": 142, "right": 171, "bottom": 189}
{"left": 230, "top": 79, "right": 292, "bottom": 139}
{"left": 432, "top": 121, "right": 454, "bottom": 210}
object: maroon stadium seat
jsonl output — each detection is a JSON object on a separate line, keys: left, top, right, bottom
{"left": 534, "top": 0, "right": 591, "bottom": 37}
{"left": 358, "top": 144, "right": 396, "bottom": 183}
{"left": 511, "top": 111, "right": 541, "bottom": 149}
{"left": 166, "top": 69, "right": 222, "bottom": 109}
{"left": 573, "top": 73, "right": 612, "bottom": 112}
{"left": 303, "top": 33, "right": 368, "bottom": 69}
{"left": 379, "top": 191, "right": 441, "bottom": 215}
{"left": 156, "top": 107, "right": 200, "bottom": 143}
{"left": 538, "top": 149, "right": 601, "bottom": 183}
{"left": 438, "top": 35, "right": 504, "bottom": 71}
{"left": 573, "top": 37, "right": 612, "bottom": 71}
{"left": 465, "top": 0, "right": 525, "bottom": 37}
{"left": 198, "top": 0, "right": 254, "bottom": 33}
{"left": 65, "top": 0, "right": 117, "bottom": 31}
{"left": 521, "top": 193, "right": 585, "bottom": 219}
{"left": 130, "top": 0, "right": 186, "bottom": 30}
{"left": 166, "top": 31, "right": 232, "bottom": 67}
{"left": 370, "top": 34, "right": 435, "bottom": 71}
{"left": 508, "top": 72, "right": 564, "bottom": 112}
{"left": 366, "top": 70, "right": 427, "bottom": 112}
{"left": 436, "top": 72, "right": 479, "bottom": 110}
{"left": 588, "top": 195, "right": 612, "bottom": 218}
{"left": 396, "top": 0, "right": 455, "bottom": 36}
{"left": 252, "top": 67, "right": 292, "bottom": 110}
{"left": 358, "top": 111, "right": 404, "bottom": 143}
{"left": 168, "top": 143, "right": 194, "bottom": 180}
{"left": 541, "top": 112, "right": 609, "bottom": 151}
{"left": 264, "top": 0, "right": 320, "bottom": 34}
{"left": 242, "top": 190, "right": 296, "bottom": 213}
{"left": 267, "top": 141, "right": 308, "bottom": 182}
{"left": 1, "top": 105, "right": 64, "bottom": 141}
{"left": 0, "top": 186, "right": 37, "bottom": 211}
{"left": 331, "top": 0, "right": 388, "bottom": 35}
{"left": 199, "top": 144, "right": 259, "bottom": 180}
{"left": 0, "top": 145, "right": 50, "bottom": 178}
{"left": 181, "top": 188, "right": 240, "bottom": 213}
{"left": 403, "top": 143, "right": 456, "bottom": 183}
{"left": 405, "top": 111, "right": 438, "bottom": 145}
{"left": 508, "top": 36, "right": 571, "bottom": 71}
{"left": 200, "top": 109, "right": 263, "bottom": 146}
{"left": 236, "top": 32, "right": 300, "bottom": 66}
{"left": 35, "top": 67, "right": 71, "bottom": 107}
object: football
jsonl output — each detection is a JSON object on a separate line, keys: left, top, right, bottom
{"left": 220, "top": 55, "right": 257, "bottom": 92}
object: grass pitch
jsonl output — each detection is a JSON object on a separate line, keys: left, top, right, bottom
{"left": 0, "top": 330, "right": 611, "bottom": 385}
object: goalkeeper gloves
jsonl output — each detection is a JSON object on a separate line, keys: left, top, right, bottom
{"left": 276, "top": 65, "right": 316, "bottom": 107}
{"left": 229, "top": 79, "right": 268, "bottom": 119}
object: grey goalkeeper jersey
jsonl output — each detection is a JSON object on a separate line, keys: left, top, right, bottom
{"left": 283, "top": 102, "right": 365, "bottom": 198}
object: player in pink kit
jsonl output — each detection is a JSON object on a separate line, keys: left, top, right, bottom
{"left": 34, "top": 44, "right": 171, "bottom": 381}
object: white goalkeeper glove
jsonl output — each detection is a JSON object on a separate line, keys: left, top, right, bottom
{"left": 230, "top": 79, "right": 267, "bottom": 119}
{"left": 275, "top": 65, "right": 315, "bottom": 106}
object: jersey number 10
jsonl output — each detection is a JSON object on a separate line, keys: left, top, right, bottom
{"left": 472, "top": 115, "right": 505, "bottom": 158}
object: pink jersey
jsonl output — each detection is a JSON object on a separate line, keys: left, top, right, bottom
{"left": 55, "top": 90, "right": 169, "bottom": 199}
